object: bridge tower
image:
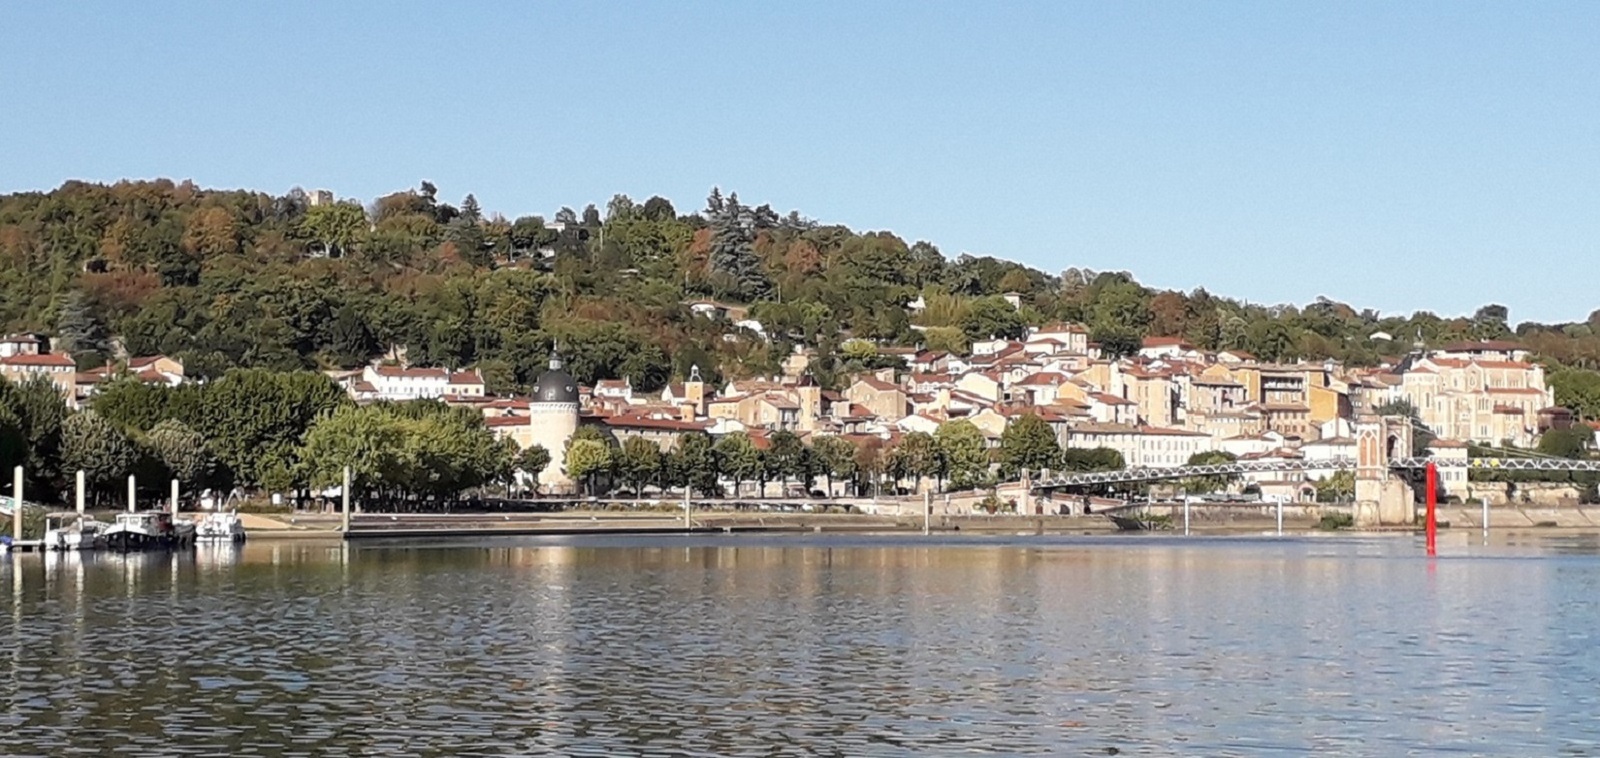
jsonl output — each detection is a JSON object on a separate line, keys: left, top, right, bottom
{"left": 1354, "top": 414, "right": 1415, "bottom": 526}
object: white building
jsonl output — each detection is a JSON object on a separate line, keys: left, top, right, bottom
{"left": 1061, "top": 423, "right": 1213, "bottom": 468}
{"left": 360, "top": 366, "right": 486, "bottom": 401}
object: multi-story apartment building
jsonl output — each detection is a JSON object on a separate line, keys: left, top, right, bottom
{"left": 1060, "top": 423, "right": 1214, "bottom": 468}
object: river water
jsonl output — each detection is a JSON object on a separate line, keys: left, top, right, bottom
{"left": 3, "top": 532, "right": 1599, "bottom": 756}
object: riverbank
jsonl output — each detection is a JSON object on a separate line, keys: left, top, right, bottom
{"left": 214, "top": 508, "right": 1600, "bottom": 541}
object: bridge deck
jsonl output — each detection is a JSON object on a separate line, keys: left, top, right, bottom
{"left": 1035, "top": 457, "right": 1600, "bottom": 489}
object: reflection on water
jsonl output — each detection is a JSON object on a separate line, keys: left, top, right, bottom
{"left": 4, "top": 535, "right": 1600, "bottom": 756}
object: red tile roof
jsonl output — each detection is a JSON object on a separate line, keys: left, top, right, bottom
{"left": 602, "top": 415, "right": 707, "bottom": 432}
{"left": 0, "top": 353, "right": 74, "bottom": 367}
{"left": 373, "top": 366, "right": 448, "bottom": 379}
{"left": 853, "top": 377, "right": 900, "bottom": 392}
{"left": 1440, "top": 340, "right": 1524, "bottom": 353}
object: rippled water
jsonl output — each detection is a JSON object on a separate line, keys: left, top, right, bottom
{"left": 4, "top": 532, "right": 1600, "bottom": 756}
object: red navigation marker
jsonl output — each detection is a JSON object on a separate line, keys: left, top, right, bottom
{"left": 1425, "top": 461, "right": 1438, "bottom": 556}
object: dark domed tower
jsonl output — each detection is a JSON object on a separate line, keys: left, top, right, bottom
{"left": 528, "top": 348, "right": 580, "bottom": 493}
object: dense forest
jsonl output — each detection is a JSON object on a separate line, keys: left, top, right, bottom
{"left": 4, "top": 179, "right": 1600, "bottom": 416}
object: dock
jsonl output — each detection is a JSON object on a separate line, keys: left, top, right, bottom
{"left": 3, "top": 539, "right": 45, "bottom": 553}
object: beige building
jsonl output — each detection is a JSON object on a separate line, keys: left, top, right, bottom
{"left": 0, "top": 352, "right": 77, "bottom": 399}
{"left": 1060, "top": 423, "right": 1213, "bottom": 468}
{"left": 1390, "top": 354, "right": 1553, "bottom": 447}
{"left": 846, "top": 377, "right": 909, "bottom": 421}
{"left": 1121, "top": 367, "right": 1179, "bottom": 429}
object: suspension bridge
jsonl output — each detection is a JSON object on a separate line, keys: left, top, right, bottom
{"left": 1033, "top": 456, "right": 1600, "bottom": 490}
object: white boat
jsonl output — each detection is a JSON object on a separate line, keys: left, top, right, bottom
{"left": 43, "top": 513, "right": 109, "bottom": 551}
{"left": 195, "top": 511, "right": 247, "bottom": 543}
{"left": 104, "top": 511, "right": 196, "bottom": 551}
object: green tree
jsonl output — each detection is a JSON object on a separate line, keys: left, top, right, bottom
{"left": 766, "top": 430, "right": 808, "bottom": 491}
{"left": 1315, "top": 470, "right": 1356, "bottom": 503}
{"left": 298, "top": 405, "right": 405, "bottom": 497}
{"left": 960, "top": 296, "right": 1026, "bottom": 341}
{"left": 922, "top": 326, "right": 968, "bottom": 355}
{"left": 0, "top": 376, "right": 70, "bottom": 495}
{"left": 91, "top": 377, "right": 189, "bottom": 432}
{"left": 714, "top": 432, "right": 763, "bottom": 496}
{"left": 671, "top": 431, "right": 719, "bottom": 496}
{"left": 617, "top": 436, "right": 664, "bottom": 497}
{"left": 54, "top": 290, "right": 111, "bottom": 367}
{"left": 300, "top": 201, "right": 368, "bottom": 258}
{"left": 191, "top": 370, "right": 350, "bottom": 488}
{"left": 0, "top": 403, "right": 23, "bottom": 476}
{"left": 936, "top": 420, "right": 990, "bottom": 490}
{"left": 565, "top": 438, "right": 611, "bottom": 496}
{"left": 1551, "top": 369, "right": 1600, "bottom": 420}
{"left": 516, "top": 445, "right": 552, "bottom": 492}
{"left": 891, "top": 431, "right": 943, "bottom": 492}
{"left": 143, "top": 420, "right": 221, "bottom": 497}
{"left": 1059, "top": 447, "right": 1125, "bottom": 472}
{"left": 998, "top": 413, "right": 1061, "bottom": 478}
{"left": 1537, "top": 427, "right": 1592, "bottom": 460}
{"left": 811, "top": 435, "right": 857, "bottom": 495}
{"left": 60, "top": 411, "right": 140, "bottom": 505}
{"left": 1180, "top": 450, "right": 1238, "bottom": 494}
{"left": 707, "top": 193, "right": 772, "bottom": 302}
{"left": 388, "top": 402, "right": 516, "bottom": 501}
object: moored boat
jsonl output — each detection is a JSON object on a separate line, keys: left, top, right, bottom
{"left": 103, "top": 511, "right": 196, "bottom": 551}
{"left": 195, "top": 510, "right": 247, "bottom": 543}
{"left": 43, "top": 513, "right": 109, "bottom": 551}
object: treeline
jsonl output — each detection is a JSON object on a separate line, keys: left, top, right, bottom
{"left": 566, "top": 414, "right": 1124, "bottom": 498}
{"left": 3, "top": 365, "right": 1126, "bottom": 508}
{"left": 0, "top": 371, "right": 518, "bottom": 509}
{"left": 5, "top": 179, "right": 1600, "bottom": 404}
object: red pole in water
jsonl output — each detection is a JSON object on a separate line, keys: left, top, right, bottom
{"left": 1425, "top": 461, "right": 1438, "bottom": 556}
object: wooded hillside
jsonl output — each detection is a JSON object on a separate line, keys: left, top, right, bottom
{"left": 5, "top": 179, "right": 1600, "bottom": 414}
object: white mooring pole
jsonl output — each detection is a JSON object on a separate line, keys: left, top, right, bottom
{"left": 75, "top": 470, "right": 86, "bottom": 516}
{"left": 1482, "top": 497, "right": 1490, "bottom": 543}
{"left": 923, "top": 490, "right": 931, "bottom": 536}
{"left": 1184, "top": 498, "right": 1191, "bottom": 536}
{"left": 11, "top": 466, "right": 21, "bottom": 543}
{"left": 127, "top": 474, "right": 136, "bottom": 513}
{"left": 341, "top": 466, "right": 352, "bottom": 533}
{"left": 170, "top": 479, "right": 180, "bottom": 517}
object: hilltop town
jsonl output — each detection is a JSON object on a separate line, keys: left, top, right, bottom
{"left": 2, "top": 180, "right": 1598, "bottom": 508}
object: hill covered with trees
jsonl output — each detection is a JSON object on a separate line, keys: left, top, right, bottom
{"left": 5, "top": 179, "right": 1600, "bottom": 415}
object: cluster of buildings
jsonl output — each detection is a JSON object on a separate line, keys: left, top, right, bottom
{"left": 1, "top": 333, "right": 187, "bottom": 406}
{"left": 319, "top": 324, "right": 1565, "bottom": 500}
{"left": 1, "top": 323, "right": 1573, "bottom": 501}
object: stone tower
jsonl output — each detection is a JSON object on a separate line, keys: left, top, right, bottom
{"left": 684, "top": 364, "right": 706, "bottom": 417}
{"left": 529, "top": 348, "right": 580, "bottom": 494}
{"left": 1353, "top": 413, "right": 1415, "bottom": 526}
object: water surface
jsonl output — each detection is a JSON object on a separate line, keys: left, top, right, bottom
{"left": 4, "top": 532, "right": 1599, "bottom": 756}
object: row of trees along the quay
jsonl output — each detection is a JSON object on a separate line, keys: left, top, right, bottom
{"left": 1, "top": 371, "right": 525, "bottom": 511}
{"left": 8, "top": 180, "right": 1600, "bottom": 401}
{"left": 6, "top": 367, "right": 1124, "bottom": 509}
{"left": 558, "top": 415, "right": 1125, "bottom": 499}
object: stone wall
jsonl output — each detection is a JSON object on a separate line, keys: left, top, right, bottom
{"left": 1467, "top": 482, "right": 1585, "bottom": 507}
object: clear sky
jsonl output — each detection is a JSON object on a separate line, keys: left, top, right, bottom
{"left": 3, "top": 2, "right": 1597, "bottom": 323}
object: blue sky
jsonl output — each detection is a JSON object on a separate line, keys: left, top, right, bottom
{"left": 3, "top": 2, "right": 1597, "bottom": 323}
